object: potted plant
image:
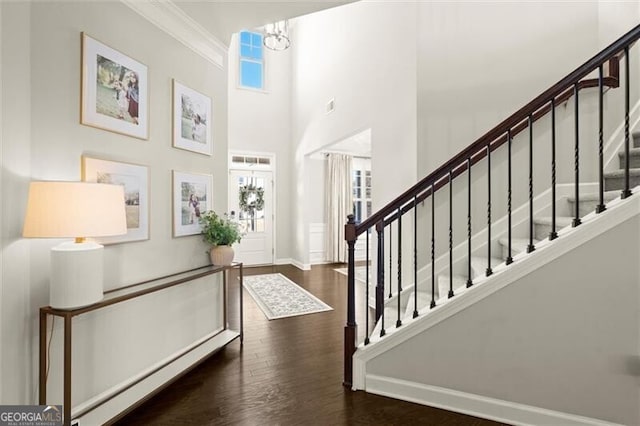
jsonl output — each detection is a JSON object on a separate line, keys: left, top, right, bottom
{"left": 199, "top": 210, "right": 243, "bottom": 265}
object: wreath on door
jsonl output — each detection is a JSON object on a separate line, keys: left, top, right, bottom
{"left": 238, "top": 184, "right": 265, "bottom": 214}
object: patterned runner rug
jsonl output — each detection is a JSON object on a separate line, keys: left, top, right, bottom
{"left": 243, "top": 273, "right": 333, "bottom": 320}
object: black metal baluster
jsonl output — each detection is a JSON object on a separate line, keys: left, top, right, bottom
{"left": 596, "top": 65, "right": 606, "bottom": 213}
{"left": 364, "top": 231, "right": 370, "bottom": 345}
{"left": 375, "top": 221, "right": 385, "bottom": 322}
{"left": 388, "top": 223, "right": 392, "bottom": 299}
{"left": 466, "top": 158, "right": 473, "bottom": 288}
{"left": 446, "top": 171, "right": 452, "bottom": 298}
{"left": 506, "top": 129, "right": 513, "bottom": 264}
{"left": 573, "top": 83, "right": 582, "bottom": 227}
{"left": 413, "top": 196, "right": 418, "bottom": 318}
{"left": 550, "top": 99, "right": 558, "bottom": 240}
{"left": 381, "top": 224, "right": 387, "bottom": 337}
{"left": 430, "top": 185, "right": 436, "bottom": 309}
{"left": 622, "top": 46, "right": 632, "bottom": 199}
{"left": 527, "top": 115, "right": 536, "bottom": 252}
{"left": 486, "top": 143, "right": 493, "bottom": 277}
{"left": 396, "top": 208, "right": 402, "bottom": 328}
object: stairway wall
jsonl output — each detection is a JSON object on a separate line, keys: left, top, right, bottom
{"left": 416, "top": 1, "right": 601, "bottom": 178}
{"left": 367, "top": 213, "right": 640, "bottom": 425}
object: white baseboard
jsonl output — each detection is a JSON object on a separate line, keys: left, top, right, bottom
{"left": 366, "top": 374, "right": 622, "bottom": 426}
{"left": 275, "top": 258, "right": 311, "bottom": 271}
{"left": 275, "top": 258, "right": 312, "bottom": 270}
{"left": 291, "top": 259, "right": 311, "bottom": 271}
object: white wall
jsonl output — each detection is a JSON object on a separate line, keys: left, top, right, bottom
{"left": 417, "top": 2, "right": 601, "bottom": 176}
{"left": 1, "top": 1, "right": 32, "bottom": 404}
{"left": 1, "top": 0, "right": 229, "bottom": 413}
{"left": 228, "top": 32, "right": 292, "bottom": 261}
{"left": 368, "top": 213, "right": 640, "bottom": 425}
{"left": 291, "top": 0, "right": 418, "bottom": 266}
{"left": 412, "top": 3, "right": 640, "bottom": 268}
{"left": 598, "top": 1, "right": 640, "bottom": 49}
{"left": 0, "top": 0, "right": 3, "bottom": 404}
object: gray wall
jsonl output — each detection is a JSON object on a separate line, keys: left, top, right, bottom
{"left": 1, "top": 0, "right": 228, "bottom": 406}
{"left": 368, "top": 214, "right": 640, "bottom": 425}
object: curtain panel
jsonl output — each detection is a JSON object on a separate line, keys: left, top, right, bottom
{"left": 325, "top": 154, "right": 353, "bottom": 263}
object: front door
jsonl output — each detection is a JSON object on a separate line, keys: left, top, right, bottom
{"left": 228, "top": 170, "right": 274, "bottom": 266}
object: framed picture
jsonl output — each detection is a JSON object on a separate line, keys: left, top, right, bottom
{"left": 81, "top": 32, "right": 149, "bottom": 140}
{"left": 82, "top": 156, "right": 149, "bottom": 244}
{"left": 172, "top": 80, "right": 213, "bottom": 155}
{"left": 172, "top": 171, "right": 213, "bottom": 237}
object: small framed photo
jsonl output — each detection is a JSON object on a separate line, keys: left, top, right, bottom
{"left": 81, "top": 156, "right": 149, "bottom": 244}
{"left": 172, "top": 171, "right": 213, "bottom": 237}
{"left": 81, "top": 32, "right": 149, "bottom": 140}
{"left": 172, "top": 80, "right": 213, "bottom": 155}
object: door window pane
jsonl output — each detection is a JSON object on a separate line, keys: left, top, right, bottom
{"left": 238, "top": 176, "right": 265, "bottom": 232}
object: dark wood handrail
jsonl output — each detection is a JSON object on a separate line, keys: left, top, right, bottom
{"left": 382, "top": 56, "right": 621, "bottom": 227}
{"left": 355, "top": 24, "right": 640, "bottom": 236}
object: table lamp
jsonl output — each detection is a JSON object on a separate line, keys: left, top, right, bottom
{"left": 22, "top": 181, "right": 127, "bottom": 309}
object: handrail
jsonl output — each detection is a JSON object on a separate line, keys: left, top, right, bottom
{"left": 383, "top": 56, "right": 621, "bottom": 227}
{"left": 355, "top": 24, "right": 640, "bottom": 236}
{"left": 344, "top": 23, "right": 640, "bottom": 389}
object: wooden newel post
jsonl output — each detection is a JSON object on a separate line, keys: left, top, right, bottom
{"left": 343, "top": 214, "right": 357, "bottom": 388}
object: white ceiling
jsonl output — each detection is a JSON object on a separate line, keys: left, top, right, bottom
{"left": 172, "top": 1, "right": 356, "bottom": 45}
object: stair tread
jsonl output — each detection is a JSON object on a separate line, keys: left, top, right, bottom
{"left": 618, "top": 147, "right": 640, "bottom": 157}
{"left": 567, "top": 191, "right": 619, "bottom": 203}
{"left": 534, "top": 216, "right": 573, "bottom": 226}
{"left": 498, "top": 236, "right": 539, "bottom": 247}
{"left": 437, "top": 274, "right": 468, "bottom": 284}
{"left": 403, "top": 292, "right": 434, "bottom": 317}
{"left": 471, "top": 256, "right": 503, "bottom": 268}
{"left": 604, "top": 168, "right": 640, "bottom": 178}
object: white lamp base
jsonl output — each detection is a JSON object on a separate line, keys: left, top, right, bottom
{"left": 50, "top": 241, "right": 104, "bottom": 309}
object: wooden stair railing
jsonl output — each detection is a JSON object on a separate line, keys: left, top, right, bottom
{"left": 344, "top": 24, "right": 640, "bottom": 388}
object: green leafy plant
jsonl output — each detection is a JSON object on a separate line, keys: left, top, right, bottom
{"left": 199, "top": 211, "right": 243, "bottom": 246}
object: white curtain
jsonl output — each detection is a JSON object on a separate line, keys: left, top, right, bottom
{"left": 325, "top": 154, "right": 353, "bottom": 263}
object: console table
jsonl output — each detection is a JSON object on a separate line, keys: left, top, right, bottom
{"left": 39, "top": 263, "right": 243, "bottom": 426}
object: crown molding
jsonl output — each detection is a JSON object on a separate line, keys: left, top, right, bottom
{"left": 120, "top": 0, "right": 226, "bottom": 69}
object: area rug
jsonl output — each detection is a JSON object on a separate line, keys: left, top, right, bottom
{"left": 243, "top": 273, "right": 333, "bottom": 320}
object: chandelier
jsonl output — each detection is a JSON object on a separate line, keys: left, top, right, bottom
{"left": 263, "top": 20, "right": 290, "bottom": 51}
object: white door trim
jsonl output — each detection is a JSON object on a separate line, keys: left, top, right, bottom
{"left": 228, "top": 151, "right": 276, "bottom": 265}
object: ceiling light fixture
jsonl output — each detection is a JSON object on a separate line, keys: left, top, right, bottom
{"left": 264, "top": 20, "right": 290, "bottom": 51}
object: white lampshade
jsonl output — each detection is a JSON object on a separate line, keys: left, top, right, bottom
{"left": 23, "top": 181, "right": 127, "bottom": 309}
{"left": 23, "top": 181, "right": 127, "bottom": 239}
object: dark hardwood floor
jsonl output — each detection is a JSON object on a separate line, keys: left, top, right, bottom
{"left": 115, "top": 264, "right": 505, "bottom": 425}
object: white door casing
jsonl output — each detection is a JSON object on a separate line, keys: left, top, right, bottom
{"left": 228, "top": 169, "right": 274, "bottom": 265}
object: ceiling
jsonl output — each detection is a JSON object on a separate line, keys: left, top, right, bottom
{"left": 172, "top": 1, "right": 357, "bottom": 45}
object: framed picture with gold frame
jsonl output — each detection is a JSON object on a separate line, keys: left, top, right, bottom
{"left": 172, "top": 171, "right": 212, "bottom": 237}
{"left": 82, "top": 156, "right": 149, "bottom": 244}
{"left": 81, "top": 32, "right": 149, "bottom": 139}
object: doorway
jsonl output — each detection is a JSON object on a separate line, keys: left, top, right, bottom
{"left": 228, "top": 156, "right": 274, "bottom": 266}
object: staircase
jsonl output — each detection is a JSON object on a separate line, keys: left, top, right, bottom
{"left": 374, "top": 131, "right": 640, "bottom": 334}
{"left": 342, "top": 23, "right": 640, "bottom": 426}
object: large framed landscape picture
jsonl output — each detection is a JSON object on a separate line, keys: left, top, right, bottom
{"left": 173, "top": 80, "right": 213, "bottom": 155}
{"left": 81, "top": 33, "right": 149, "bottom": 139}
{"left": 172, "top": 171, "right": 212, "bottom": 237}
{"left": 82, "top": 156, "right": 149, "bottom": 244}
